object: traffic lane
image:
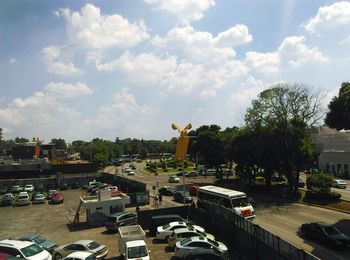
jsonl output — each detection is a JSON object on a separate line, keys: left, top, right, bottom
{"left": 253, "top": 202, "right": 350, "bottom": 260}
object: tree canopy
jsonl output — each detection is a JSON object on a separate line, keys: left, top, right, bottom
{"left": 325, "top": 82, "right": 350, "bottom": 130}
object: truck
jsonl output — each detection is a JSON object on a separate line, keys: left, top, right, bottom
{"left": 117, "top": 225, "right": 150, "bottom": 260}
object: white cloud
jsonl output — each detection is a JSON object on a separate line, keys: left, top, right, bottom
{"left": 9, "top": 59, "right": 17, "bottom": 64}
{"left": 95, "top": 51, "right": 248, "bottom": 97}
{"left": 94, "top": 89, "right": 156, "bottom": 137}
{"left": 339, "top": 35, "right": 350, "bottom": 45}
{"left": 43, "top": 82, "right": 92, "bottom": 98}
{"left": 41, "top": 45, "right": 84, "bottom": 76}
{"left": 59, "top": 4, "right": 149, "bottom": 50}
{"left": 278, "top": 36, "right": 328, "bottom": 67}
{"left": 244, "top": 36, "right": 327, "bottom": 75}
{"left": 144, "top": 0, "right": 215, "bottom": 24}
{"left": 304, "top": 1, "right": 350, "bottom": 35}
{"left": 152, "top": 25, "right": 251, "bottom": 63}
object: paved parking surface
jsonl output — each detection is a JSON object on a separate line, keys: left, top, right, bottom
{"left": 0, "top": 189, "right": 175, "bottom": 260}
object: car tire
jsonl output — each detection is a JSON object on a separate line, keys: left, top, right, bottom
{"left": 54, "top": 253, "right": 62, "bottom": 260}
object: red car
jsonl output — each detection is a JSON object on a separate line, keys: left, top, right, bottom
{"left": 189, "top": 185, "right": 199, "bottom": 196}
{"left": 50, "top": 192, "right": 64, "bottom": 204}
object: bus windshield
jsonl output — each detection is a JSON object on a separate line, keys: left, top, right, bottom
{"left": 231, "top": 197, "right": 250, "bottom": 208}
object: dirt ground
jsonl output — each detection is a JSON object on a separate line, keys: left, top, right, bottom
{"left": 0, "top": 189, "right": 175, "bottom": 260}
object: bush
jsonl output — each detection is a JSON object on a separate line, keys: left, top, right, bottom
{"left": 306, "top": 173, "right": 333, "bottom": 192}
{"left": 304, "top": 191, "right": 341, "bottom": 201}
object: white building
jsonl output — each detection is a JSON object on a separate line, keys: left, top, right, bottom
{"left": 309, "top": 126, "right": 350, "bottom": 176}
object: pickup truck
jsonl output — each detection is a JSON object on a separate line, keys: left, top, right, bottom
{"left": 117, "top": 225, "right": 150, "bottom": 260}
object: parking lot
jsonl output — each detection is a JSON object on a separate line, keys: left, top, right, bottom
{"left": 0, "top": 189, "right": 176, "bottom": 259}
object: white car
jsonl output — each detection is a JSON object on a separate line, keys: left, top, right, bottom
{"left": 167, "top": 227, "right": 215, "bottom": 248}
{"left": 33, "top": 193, "right": 46, "bottom": 204}
{"left": 17, "top": 191, "right": 30, "bottom": 206}
{"left": 156, "top": 221, "right": 205, "bottom": 241}
{"left": 53, "top": 240, "right": 108, "bottom": 260}
{"left": 127, "top": 171, "right": 135, "bottom": 176}
{"left": 63, "top": 251, "right": 97, "bottom": 260}
{"left": 174, "top": 236, "right": 228, "bottom": 258}
{"left": 24, "top": 184, "right": 35, "bottom": 192}
{"left": 333, "top": 179, "right": 347, "bottom": 189}
{"left": 0, "top": 239, "right": 52, "bottom": 260}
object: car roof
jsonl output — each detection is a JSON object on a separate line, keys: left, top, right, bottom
{"left": 0, "top": 239, "right": 34, "bottom": 249}
{"left": 110, "top": 212, "right": 128, "bottom": 217}
{"left": 186, "top": 236, "right": 208, "bottom": 242}
{"left": 20, "top": 235, "right": 39, "bottom": 240}
{"left": 168, "top": 221, "right": 186, "bottom": 226}
{"left": 172, "top": 227, "right": 198, "bottom": 234}
{"left": 65, "top": 251, "right": 95, "bottom": 258}
{"left": 73, "top": 240, "right": 95, "bottom": 246}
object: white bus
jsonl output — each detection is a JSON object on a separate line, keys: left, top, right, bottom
{"left": 197, "top": 185, "right": 255, "bottom": 219}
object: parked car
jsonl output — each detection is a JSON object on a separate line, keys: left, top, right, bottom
{"left": 33, "top": 193, "right": 46, "bottom": 204}
{"left": 300, "top": 222, "right": 350, "bottom": 248}
{"left": 86, "top": 182, "right": 101, "bottom": 192}
{"left": 105, "top": 212, "right": 138, "bottom": 231}
{"left": 19, "top": 235, "right": 57, "bottom": 253}
{"left": 35, "top": 184, "right": 45, "bottom": 192}
{"left": 53, "top": 240, "right": 108, "bottom": 260}
{"left": 189, "top": 185, "right": 199, "bottom": 196}
{"left": 174, "top": 236, "right": 228, "bottom": 259}
{"left": 17, "top": 191, "right": 30, "bottom": 206}
{"left": 24, "top": 184, "right": 35, "bottom": 192}
{"left": 90, "top": 184, "right": 108, "bottom": 195}
{"left": 50, "top": 192, "right": 64, "bottom": 204}
{"left": 0, "top": 252, "right": 16, "bottom": 260}
{"left": 167, "top": 227, "right": 215, "bottom": 248}
{"left": 10, "top": 185, "right": 23, "bottom": 193}
{"left": 0, "top": 193, "right": 14, "bottom": 207}
{"left": 156, "top": 221, "right": 205, "bottom": 241}
{"left": 0, "top": 239, "right": 52, "bottom": 260}
{"left": 182, "top": 247, "right": 229, "bottom": 260}
{"left": 175, "top": 171, "right": 184, "bottom": 177}
{"left": 149, "top": 214, "right": 193, "bottom": 236}
{"left": 70, "top": 182, "right": 80, "bottom": 189}
{"left": 173, "top": 191, "right": 193, "bottom": 203}
{"left": 59, "top": 183, "right": 69, "bottom": 190}
{"left": 333, "top": 179, "right": 347, "bottom": 189}
{"left": 169, "top": 175, "right": 180, "bottom": 183}
{"left": 45, "top": 182, "right": 56, "bottom": 191}
{"left": 129, "top": 163, "right": 136, "bottom": 169}
{"left": 0, "top": 186, "right": 8, "bottom": 194}
{"left": 159, "top": 186, "right": 176, "bottom": 196}
{"left": 127, "top": 170, "right": 135, "bottom": 176}
{"left": 184, "top": 171, "right": 198, "bottom": 177}
{"left": 47, "top": 189, "right": 57, "bottom": 200}
{"left": 63, "top": 251, "right": 97, "bottom": 260}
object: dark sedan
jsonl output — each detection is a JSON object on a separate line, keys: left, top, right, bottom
{"left": 173, "top": 191, "right": 193, "bottom": 204}
{"left": 300, "top": 222, "right": 350, "bottom": 248}
{"left": 159, "top": 186, "right": 176, "bottom": 196}
{"left": 19, "top": 235, "right": 58, "bottom": 253}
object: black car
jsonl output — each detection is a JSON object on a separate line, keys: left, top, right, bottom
{"left": 0, "top": 186, "right": 8, "bottom": 194}
{"left": 105, "top": 212, "right": 138, "bottom": 231}
{"left": 173, "top": 191, "right": 193, "bottom": 204}
{"left": 59, "top": 183, "right": 69, "bottom": 190}
{"left": 159, "top": 186, "right": 176, "bottom": 196}
{"left": 70, "top": 182, "right": 80, "bottom": 189}
{"left": 184, "top": 171, "right": 198, "bottom": 177}
{"left": 0, "top": 194, "right": 13, "bottom": 207}
{"left": 300, "top": 222, "right": 350, "bottom": 248}
{"left": 35, "top": 184, "right": 45, "bottom": 192}
{"left": 182, "top": 247, "right": 229, "bottom": 260}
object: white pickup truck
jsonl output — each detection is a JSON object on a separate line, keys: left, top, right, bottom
{"left": 117, "top": 225, "right": 150, "bottom": 260}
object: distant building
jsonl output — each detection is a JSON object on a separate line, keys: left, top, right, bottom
{"left": 310, "top": 126, "right": 350, "bottom": 177}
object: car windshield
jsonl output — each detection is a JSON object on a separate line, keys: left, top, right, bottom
{"left": 180, "top": 238, "right": 192, "bottom": 246}
{"left": 21, "top": 244, "right": 44, "bottom": 257}
{"left": 323, "top": 226, "right": 340, "bottom": 236}
{"left": 33, "top": 236, "right": 46, "bottom": 244}
{"left": 207, "top": 238, "right": 219, "bottom": 247}
{"left": 127, "top": 245, "right": 148, "bottom": 258}
{"left": 86, "top": 241, "right": 101, "bottom": 250}
{"left": 231, "top": 197, "right": 250, "bottom": 207}
{"left": 86, "top": 254, "right": 97, "bottom": 260}
{"left": 19, "top": 195, "right": 28, "bottom": 199}
{"left": 162, "top": 223, "right": 170, "bottom": 229}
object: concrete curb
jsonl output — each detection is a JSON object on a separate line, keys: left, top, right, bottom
{"left": 298, "top": 200, "right": 350, "bottom": 214}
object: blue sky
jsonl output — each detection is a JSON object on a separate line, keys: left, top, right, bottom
{"left": 1, "top": 0, "right": 349, "bottom": 142}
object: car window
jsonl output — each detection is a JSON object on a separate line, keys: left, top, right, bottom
{"left": 33, "top": 236, "right": 46, "bottom": 244}
{"left": 0, "top": 246, "right": 22, "bottom": 256}
{"left": 66, "top": 244, "right": 79, "bottom": 250}
{"left": 86, "top": 241, "right": 101, "bottom": 250}
{"left": 21, "top": 244, "right": 44, "bottom": 257}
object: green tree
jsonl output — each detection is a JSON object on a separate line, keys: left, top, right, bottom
{"left": 244, "top": 83, "right": 322, "bottom": 191}
{"left": 14, "top": 137, "right": 29, "bottom": 143}
{"left": 51, "top": 138, "right": 67, "bottom": 150}
{"left": 306, "top": 173, "right": 333, "bottom": 193}
{"left": 325, "top": 82, "right": 350, "bottom": 130}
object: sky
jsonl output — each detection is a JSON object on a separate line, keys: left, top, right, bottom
{"left": 1, "top": 0, "right": 350, "bottom": 143}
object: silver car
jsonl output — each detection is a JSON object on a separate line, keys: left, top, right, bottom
{"left": 53, "top": 240, "right": 108, "bottom": 260}
{"left": 33, "top": 193, "right": 46, "bottom": 204}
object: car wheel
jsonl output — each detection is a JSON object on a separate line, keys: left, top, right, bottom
{"left": 54, "top": 253, "right": 62, "bottom": 260}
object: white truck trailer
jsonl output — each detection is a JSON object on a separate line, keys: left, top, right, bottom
{"left": 117, "top": 225, "right": 150, "bottom": 260}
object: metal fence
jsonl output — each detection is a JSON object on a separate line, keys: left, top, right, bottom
{"left": 191, "top": 204, "right": 320, "bottom": 260}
